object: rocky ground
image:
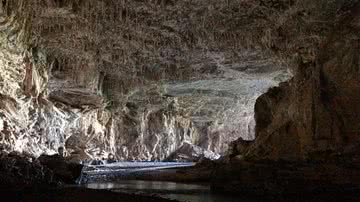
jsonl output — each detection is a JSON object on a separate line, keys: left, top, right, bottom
{"left": 0, "top": 151, "right": 83, "bottom": 189}
{"left": 211, "top": 158, "right": 360, "bottom": 194}
{"left": 0, "top": 152, "right": 58, "bottom": 191}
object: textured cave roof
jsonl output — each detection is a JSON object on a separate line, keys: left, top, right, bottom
{"left": 6, "top": 0, "right": 351, "bottom": 137}
{"left": 1, "top": 0, "right": 357, "bottom": 159}
{"left": 26, "top": 0, "right": 294, "bottom": 141}
{"left": 31, "top": 0, "right": 290, "bottom": 84}
{"left": 18, "top": 0, "right": 346, "bottom": 139}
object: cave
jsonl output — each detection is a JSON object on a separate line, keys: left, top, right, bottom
{"left": 1, "top": 0, "right": 360, "bottom": 201}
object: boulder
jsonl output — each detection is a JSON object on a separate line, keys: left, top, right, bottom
{"left": 165, "top": 142, "right": 220, "bottom": 162}
{"left": 0, "top": 152, "right": 57, "bottom": 190}
{"left": 38, "top": 154, "right": 83, "bottom": 184}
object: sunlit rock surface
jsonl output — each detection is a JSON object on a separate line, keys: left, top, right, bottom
{"left": 165, "top": 142, "right": 220, "bottom": 162}
{"left": 0, "top": 0, "right": 290, "bottom": 161}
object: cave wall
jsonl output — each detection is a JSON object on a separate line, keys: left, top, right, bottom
{"left": 211, "top": 1, "right": 360, "bottom": 194}
{"left": 4, "top": 0, "right": 357, "bottom": 162}
{"left": 235, "top": 1, "right": 360, "bottom": 161}
{"left": 0, "top": 0, "right": 262, "bottom": 160}
{"left": 0, "top": 0, "right": 295, "bottom": 161}
{"left": 0, "top": 1, "right": 114, "bottom": 159}
{"left": 0, "top": 1, "right": 52, "bottom": 155}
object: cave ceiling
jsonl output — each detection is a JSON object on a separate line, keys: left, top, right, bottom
{"left": 0, "top": 0, "right": 293, "bottom": 159}
{"left": 34, "top": 0, "right": 290, "bottom": 136}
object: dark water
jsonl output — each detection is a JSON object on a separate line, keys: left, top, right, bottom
{"left": 80, "top": 162, "right": 360, "bottom": 202}
{"left": 81, "top": 162, "right": 244, "bottom": 201}
{"left": 85, "top": 180, "right": 360, "bottom": 202}
{"left": 85, "top": 180, "right": 244, "bottom": 202}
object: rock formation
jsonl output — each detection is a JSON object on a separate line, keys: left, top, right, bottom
{"left": 0, "top": 0, "right": 360, "bottom": 197}
{"left": 165, "top": 142, "right": 220, "bottom": 162}
{"left": 228, "top": 0, "right": 360, "bottom": 161}
{"left": 0, "top": 0, "right": 289, "bottom": 161}
{"left": 211, "top": 0, "right": 360, "bottom": 194}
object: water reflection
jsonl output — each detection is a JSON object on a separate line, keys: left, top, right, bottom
{"left": 85, "top": 180, "right": 356, "bottom": 202}
{"left": 86, "top": 180, "right": 208, "bottom": 192}
{"left": 86, "top": 180, "right": 241, "bottom": 202}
